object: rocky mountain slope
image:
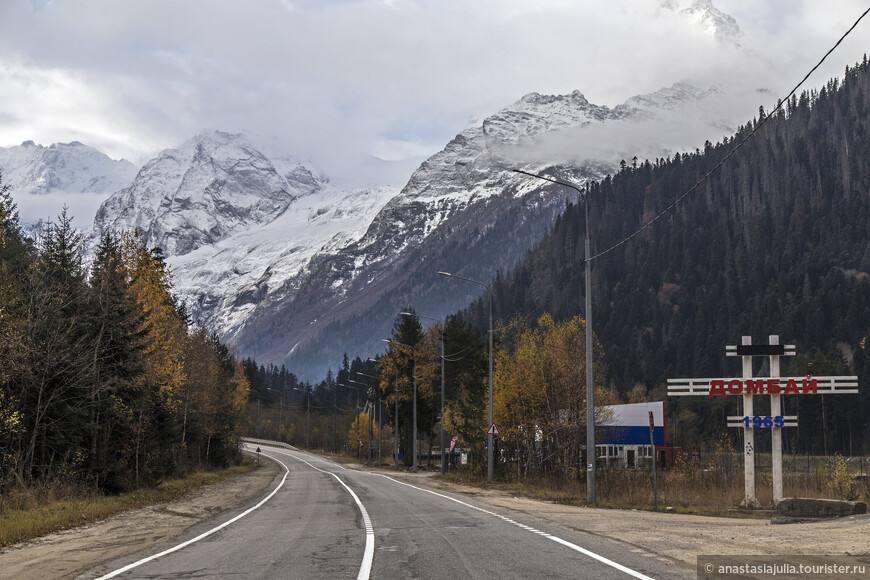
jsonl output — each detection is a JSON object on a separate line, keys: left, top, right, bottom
{"left": 89, "top": 130, "right": 402, "bottom": 343}
{"left": 232, "top": 82, "right": 742, "bottom": 378}
{"left": 78, "top": 79, "right": 753, "bottom": 381}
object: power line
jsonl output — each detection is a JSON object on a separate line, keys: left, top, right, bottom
{"left": 431, "top": 8, "right": 870, "bottom": 364}
{"left": 589, "top": 6, "right": 870, "bottom": 263}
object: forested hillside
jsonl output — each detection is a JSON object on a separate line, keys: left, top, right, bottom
{"left": 470, "top": 58, "right": 870, "bottom": 455}
{"left": 0, "top": 187, "right": 250, "bottom": 493}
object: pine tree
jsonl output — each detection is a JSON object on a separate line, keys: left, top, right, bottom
{"left": 86, "top": 231, "right": 146, "bottom": 490}
{"left": 19, "top": 209, "right": 91, "bottom": 481}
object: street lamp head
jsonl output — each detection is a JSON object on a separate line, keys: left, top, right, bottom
{"left": 384, "top": 338, "right": 414, "bottom": 350}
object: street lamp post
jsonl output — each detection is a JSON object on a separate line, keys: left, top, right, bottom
{"left": 267, "top": 388, "right": 284, "bottom": 442}
{"left": 349, "top": 378, "right": 373, "bottom": 464}
{"left": 438, "top": 271, "right": 494, "bottom": 483}
{"left": 293, "top": 387, "right": 310, "bottom": 449}
{"left": 370, "top": 359, "right": 401, "bottom": 470}
{"left": 339, "top": 382, "right": 364, "bottom": 408}
{"left": 383, "top": 338, "right": 418, "bottom": 471}
{"left": 357, "top": 371, "right": 383, "bottom": 465}
{"left": 405, "top": 311, "right": 448, "bottom": 475}
{"left": 251, "top": 390, "right": 261, "bottom": 438}
{"left": 511, "top": 168, "right": 596, "bottom": 503}
{"left": 323, "top": 383, "right": 337, "bottom": 454}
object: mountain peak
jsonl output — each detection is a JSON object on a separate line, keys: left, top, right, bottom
{"left": 0, "top": 140, "right": 136, "bottom": 196}
{"left": 92, "top": 131, "right": 324, "bottom": 256}
{"left": 665, "top": 0, "right": 742, "bottom": 44}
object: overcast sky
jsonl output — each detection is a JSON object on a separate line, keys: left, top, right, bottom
{"left": 1, "top": 0, "right": 868, "bottom": 188}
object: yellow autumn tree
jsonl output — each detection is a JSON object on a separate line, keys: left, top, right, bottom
{"left": 347, "top": 412, "right": 380, "bottom": 455}
{"left": 228, "top": 361, "right": 251, "bottom": 416}
{"left": 494, "top": 313, "right": 614, "bottom": 479}
{"left": 120, "top": 231, "right": 187, "bottom": 408}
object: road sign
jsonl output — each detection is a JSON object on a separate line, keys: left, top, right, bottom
{"left": 668, "top": 335, "right": 859, "bottom": 508}
{"left": 486, "top": 423, "right": 500, "bottom": 436}
{"left": 449, "top": 438, "right": 457, "bottom": 452}
{"left": 727, "top": 415, "right": 798, "bottom": 428}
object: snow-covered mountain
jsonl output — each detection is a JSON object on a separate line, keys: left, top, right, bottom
{"left": 0, "top": 140, "right": 136, "bottom": 196}
{"left": 92, "top": 130, "right": 322, "bottom": 256}
{"left": 80, "top": 75, "right": 752, "bottom": 381}
{"left": 676, "top": 0, "right": 743, "bottom": 44}
{"left": 231, "top": 81, "right": 746, "bottom": 378}
{"left": 90, "top": 130, "right": 401, "bottom": 342}
{"left": 169, "top": 183, "right": 400, "bottom": 339}
{"left": 85, "top": 0, "right": 751, "bottom": 378}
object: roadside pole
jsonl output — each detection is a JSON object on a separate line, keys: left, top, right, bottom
{"left": 649, "top": 412, "right": 658, "bottom": 511}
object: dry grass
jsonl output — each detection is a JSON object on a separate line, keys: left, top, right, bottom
{"left": 0, "top": 462, "right": 256, "bottom": 548}
{"left": 438, "top": 454, "right": 870, "bottom": 517}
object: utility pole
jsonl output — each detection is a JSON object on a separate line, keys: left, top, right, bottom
{"left": 384, "top": 339, "right": 418, "bottom": 471}
{"left": 509, "top": 169, "right": 596, "bottom": 502}
{"left": 251, "top": 390, "right": 261, "bottom": 438}
{"left": 293, "top": 387, "right": 310, "bottom": 448}
{"left": 267, "top": 388, "right": 284, "bottom": 442}
{"left": 369, "top": 359, "right": 399, "bottom": 470}
{"left": 333, "top": 384, "right": 337, "bottom": 454}
{"left": 407, "top": 311, "right": 448, "bottom": 475}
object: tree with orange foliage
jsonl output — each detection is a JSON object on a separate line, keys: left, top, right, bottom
{"left": 494, "top": 313, "right": 614, "bottom": 480}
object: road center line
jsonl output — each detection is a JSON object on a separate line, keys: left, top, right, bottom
{"left": 268, "top": 448, "right": 374, "bottom": 580}
{"left": 95, "top": 448, "right": 290, "bottom": 580}
{"left": 373, "top": 473, "right": 654, "bottom": 580}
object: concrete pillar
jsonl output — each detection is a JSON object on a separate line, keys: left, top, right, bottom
{"left": 740, "top": 336, "right": 760, "bottom": 508}
{"left": 770, "top": 335, "right": 783, "bottom": 506}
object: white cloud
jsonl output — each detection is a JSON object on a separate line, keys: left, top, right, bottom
{"left": 15, "top": 192, "right": 111, "bottom": 230}
{"left": 0, "top": 0, "right": 867, "bottom": 186}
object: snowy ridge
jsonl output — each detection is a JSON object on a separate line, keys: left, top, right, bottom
{"left": 240, "top": 69, "right": 766, "bottom": 379}
{"left": 169, "top": 183, "right": 398, "bottom": 337}
{"left": 680, "top": 0, "right": 743, "bottom": 44}
{"left": 93, "top": 130, "right": 322, "bottom": 256}
{"left": 0, "top": 140, "right": 136, "bottom": 196}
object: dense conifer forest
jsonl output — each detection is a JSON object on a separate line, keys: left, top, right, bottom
{"left": 0, "top": 190, "right": 250, "bottom": 493}
{"left": 465, "top": 58, "right": 870, "bottom": 456}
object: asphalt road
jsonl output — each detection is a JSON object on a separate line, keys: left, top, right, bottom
{"left": 81, "top": 444, "right": 691, "bottom": 579}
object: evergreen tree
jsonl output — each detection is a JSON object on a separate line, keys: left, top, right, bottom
{"left": 86, "top": 231, "right": 147, "bottom": 490}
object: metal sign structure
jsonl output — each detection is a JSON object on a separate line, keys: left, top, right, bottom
{"left": 667, "top": 335, "right": 859, "bottom": 507}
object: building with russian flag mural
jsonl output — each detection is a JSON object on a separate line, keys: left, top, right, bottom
{"left": 596, "top": 402, "right": 665, "bottom": 469}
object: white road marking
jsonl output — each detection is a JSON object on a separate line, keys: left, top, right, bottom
{"left": 373, "top": 473, "right": 655, "bottom": 580}
{"left": 266, "top": 448, "right": 374, "bottom": 580}
{"left": 95, "top": 448, "right": 290, "bottom": 579}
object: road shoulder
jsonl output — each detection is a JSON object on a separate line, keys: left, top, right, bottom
{"left": 0, "top": 459, "right": 281, "bottom": 580}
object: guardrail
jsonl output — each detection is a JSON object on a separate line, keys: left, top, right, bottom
{"left": 239, "top": 437, "right": 296, "bottom": 451}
